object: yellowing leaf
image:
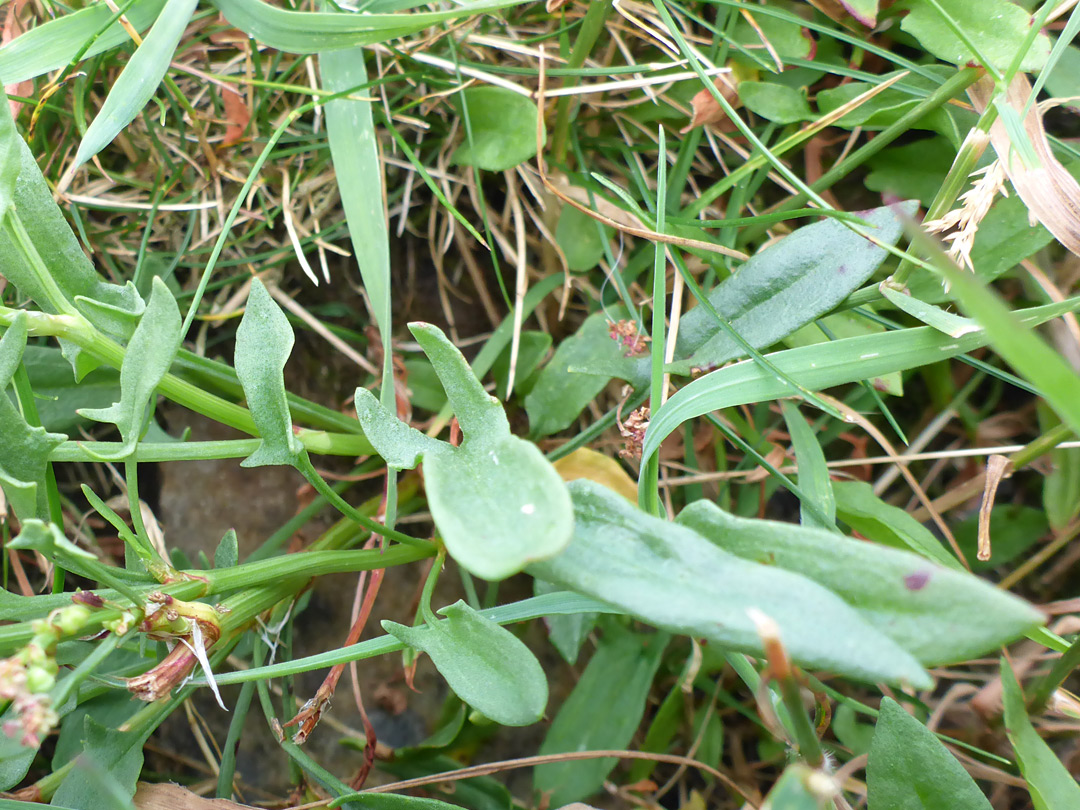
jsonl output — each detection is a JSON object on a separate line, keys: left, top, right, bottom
{"left": 553, "top": 447, "right": 637, "bottom": 503}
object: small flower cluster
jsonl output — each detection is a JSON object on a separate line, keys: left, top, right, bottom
{"left": 0, "top": 603, "right": 91, "bottom": 749}
{"left": 618, "top": 406, "right": 650, "bottom": 460}
{"left": 608, "top": 319, "right": 650, "bottom": 357}
{"left": 925, "top": 155, "right": 1006, "bottom": 272}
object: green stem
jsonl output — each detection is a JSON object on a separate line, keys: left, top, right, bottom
{"left": 551, "top": 0, "right": 611, "bottom": 165}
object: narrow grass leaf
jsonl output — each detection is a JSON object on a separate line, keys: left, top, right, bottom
{"left": 1002, "top": 660, "right": 1080, "bottom": 809}
{"left": 69, "top": 0, "right": 198, "bottom": 173}
{"left": 0, "top": 0, "right": 167, "bottom": 85}
{"left": 383, "top": 600, "right": 547, "bottom": 727}
{"left": 780, "top": 401, "right": 835, "bottom": 530}
{"left": 534, "top": 626, "right": 666, "bottom": 806}
{"left": 677, "top": 499, "right": 1043, "bottom": 665}
{"left": 832, "top": 480, "right": 960, "bottom": 569}
{"left": 867, "top": 698, "right": 992, "bottom": 810}
{"left": 880, "top": 285, "right": 980, "bottom": 337}
{"left": 931, "top": 245, "right": 1080, "bottom": 437}
{"left": 78, "top": 277, "right": 181, "bottom": 461}
{"left": 530, "top": 481, "right": 929, "bottom": 686}
{"left": 210, "top": 0, "right": 528, "bottom": 53}
{"left": 234, "top": 279, "right": 304, "bottom": 468}
{"left": 320, "top": 46, "right": 391, "bottom": 361}
{"left": 641, "top": 297, "right": 1080, "bottom": 470}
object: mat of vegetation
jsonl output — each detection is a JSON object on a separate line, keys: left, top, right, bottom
{"left": 1, "top": 0, "right": 1080, "bottom": 808}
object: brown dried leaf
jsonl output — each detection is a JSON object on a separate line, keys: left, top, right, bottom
{"left": 546, "top": 0, "right": 573, "bottom": 12}
{"left": 680, "top": 76, "right": 741, "bottom": 134}
{"left": 222, "top": 90, "right": 251, "bottom": 147}
{"left": 134, "top": 782, "right": 254, "bottom": 809}
{"left": 969, "top": 74, "right": 1080, "bottom": 257}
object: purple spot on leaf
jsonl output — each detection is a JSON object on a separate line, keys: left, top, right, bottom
{"left": 904, "top": 570, "right": 931, "bottom": 591}
{"left": 837, "top": 264, "right": 847, "bottom": 275}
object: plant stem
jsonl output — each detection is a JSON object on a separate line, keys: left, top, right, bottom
{"left": 550, "top": 0, "right": 611, "bottom": 166}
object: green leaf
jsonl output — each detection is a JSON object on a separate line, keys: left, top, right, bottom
{"left": 780, "top": 401, "right": 835, "bottom": 530}
{"left": 1039, "top": 406, "right": 1080, "bottom": 531}
{"left": 383, "top": 600, "right": 547, "bottom": 727}
{"left": 832, "top": 704, "right": 876, "bottom": 757}
{"left": 1001, "top": 660, "right": 1080, "bottom": 810}
{"left": 832, "top": 480, "right": 960, "bottom": 569}
{"left": 535, "top": 578, "right": 596, "bottom": 665}
{"left": 836, "top": 0, "right": 879, "bottom": 26}
{"left": 424, "top": 437, "right": 572, "bottom": 580}
{"left": 234, "top": 279, "right": 304, "bottom": 468}
{"left": 0, "top": 133, "right": 144, "bottom": 371}
{"left": 525, "top": 311, "right": 629, "bottom": 436}
{"left": 78, "top": 277, "right": 182, "bottom": 461}
{"left": 934, "top": 247, "right": 1080, "bottom": 437}
{"left": 452, "top": 86, "right": 543, "bottom": 172}
{"left": 0, "top": 714, "right": 36, "bottom": 790}
{"left": 9, "top": 520, "right": 97, "bottom": 562}
{"left": 668, "top": 202, "right": 914, "bottom": 375}
{"left": 214, "top": 529, "right": 238, "bottom": 569}
{"left": 411, "top": 323, "right": 507, "bottom": 437}
{"left": 371, "top": 755, "right": 510, "bottom": 810}
{"left": 492, "top": 331, "right": 550, "bottom": 400}
{"left": 0, "top": 0, "right": 167, "bottom": 85}
{"left": 556, "top": 205, "right": 612, "bottom": 272}
{"left": 356, "top": 323, "right": 573, "bottom": 580}
{"left": 211, "top": 0, "right": 527, "bottom": 54}
{"left": 881, "top": 286, "right": 981, "bottom": 338}
{"left": 70, "top": 0, "right": 198, "bottom": 173}
{"left": 900, "top": 0, "right": 1051, "bottom": 73}
{"left": 760, "top": 764, "right": 831, "bottom": 810}
{"left": 50, "top": 716, "right": 147, "bottom": 810}
{"left": 867, "top": 697, "right": 992, "bottom": 810}
{"left": 332, "top": 783, "right": 486, "bottom": 810}
{"left": 0, "top": 315, "right": 67, "bottom": 520}
{"left": 738, "top": 81, "right": 813, "bottom": 124}
{"left": 865, "top": 139, "right": 955, "bottom": 207}
{"left": 816, "top": 68, "right": 972, "bottom": 147}
{"left": 534, "top": 625, "right": 666, "bottom": 806}
{"left": 909, "top": 190, "right": 1057, "bottom": 303}
{"left": 676, "top": 499, "right": 1044, "bottom": 666}
{"left": 531, "top": 481, "right": 930, "bottom": 686}
{"left": 17, "top": 346, "right": 120, "bottom": 432}
{"left": 641, "top": 297, "right": 1080, "bottom": 471}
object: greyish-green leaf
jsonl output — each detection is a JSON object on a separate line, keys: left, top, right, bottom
{"left": 411, "top": 322, "right": 508, "bottom": 438}
{"left": 530, "top": 481, "right": 929, "bottom": 686}
{"left": 234, "top": 279, "right": 304, "bottom": 468}
{"left": 383, "top": 600, "right": 547, "bottom": 727}
{"left": 425, "top": 435, "right": 572, "bottom": 581}
{"left": 534, "top": 625, "right": 666, "bottom": 806}
{"left": 866, "top": 698, "right": 992, "bottom": 810}
{"left": 0, "top": 314, "right": 67, "bottom": 521}
{"left": 676, "top": 500, "right": 1044, "bottom": 665}
{"left": 669, "top": 202, "right": 915, "bottom": 374}
{"left": 780, "top": 400, "right": 836, "bottom": 530}
{"left": 360, "top": 322, "right": 573, "bottom": 580}
{"left": 525, "top": 311, "right": 630, "bottom": 436}
{"left": 78, "top": 277, "right": 181, "bottom": 461}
